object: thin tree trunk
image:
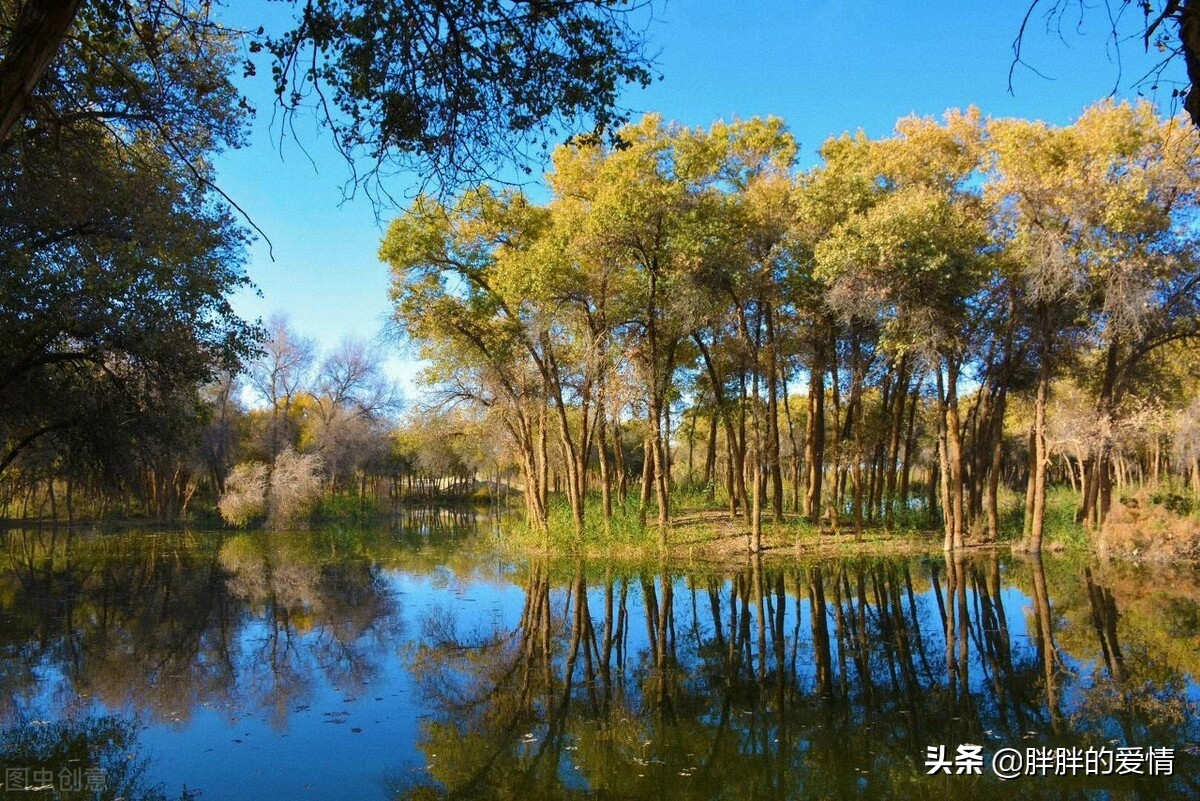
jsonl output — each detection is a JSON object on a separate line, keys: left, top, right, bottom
{"left": 945, "top": 357, "right": 966, "bottom": 549}
{"left": 804, "top": 353, "right": 826, "bottom": 524}
{"left": 703, "top": 406, "right": 718, "bottom": 496}
{"left": 781, "top": 370, "right": 802, "bottom": 515}
{"left": 884, "top": 354, "right": 909, "bottom": 532}
{"left": 765, "top": 303, "right": 784, "bottom": 521}
{"left": 936, "top": 366, "right": 953, "bottom": 550}
{"left": 1029, "top": 349, "right": 1051, "bottom": 553}
{"left": 899, "top": 374, "right": 922, "bottom": 507}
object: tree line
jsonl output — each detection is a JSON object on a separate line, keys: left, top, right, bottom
{"left": 0, "top": 0, "right": 655, "bottom": 523}
{"left": 384, "top": 101, "right": 1200, "bottom": 553}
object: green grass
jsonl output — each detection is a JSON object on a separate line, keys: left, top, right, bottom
{"left": 491, "top": 484, "right": 1112, "bottom": 559}
{"left": 496, "top": 495, "right": 662, "bottom": 556}
{"left": 1041, "top": 487, "right": 1090, "bottom": 548}
{"left": 315, "top": 493, "right": 380, "bottom": 524}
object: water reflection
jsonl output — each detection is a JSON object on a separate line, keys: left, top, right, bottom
{"left": 0, "top": 527, "right": 401, "bottom": 730}
{"left": 398, "top": 553, "right": 1200, "bottom": 800}
{"left": 1, "top": 715, "right": 193, "bottom": 800}
{"left": 0, "top": 519, "right": 1197, "bottom": 800}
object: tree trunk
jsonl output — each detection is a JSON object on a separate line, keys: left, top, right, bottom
{"left": 849, "top": 331, "right": 866, "bottom": 541}
{"left": 0, "top": 0, "right": 84, "bottom": 146}
{"left": 639, "top": 434, "right": 654, "bottom": 523}
{"left": 828, "top": 345, "right": 842, "bottom": 533}
{"left": 935, "top": 367, "right": 953, "bottom": 550}
{"left": 884, "top": 355, "right": 909, "bottom": 531}
{"left": 765, "top": 303, "right": 784, "bottom": 521}
{"left": 899, "top": 374, "right": 922, "bottom": 507}
{"left": 781, "top": 370, "right": 802, "bottom": 514}
{"left": 703, "top": 406, "right": 718, "bottom": 497}
{"left": 596, "top": 383, "right": 614, "bottom": 525}
{"left": 945, "top": 357, "right": 966, "bottom": 549}
{"left": 1079, "top": 341, "right": 1120, "bottom": 529}
{"left": 804, "top": 350, "right": 826, "bottom": 524}
{"left": 984, "top": 391, "right": 1007, "bottom": 542}
{"left": 1028, "top": 351, "right": 1051, "bottom": 553}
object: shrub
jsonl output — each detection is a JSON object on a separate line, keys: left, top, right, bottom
{"left": 267, "top": 449, "right": 325, "bottom": 529}
{"left": 217, "top": 462, "right": 268, "bottom": 527}
{"left": 1100, "top": 491, "right": 1200, "bottom": 562}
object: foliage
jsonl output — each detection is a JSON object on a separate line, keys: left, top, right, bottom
{"left": 261, "top": 0, "right": 656, "bottom": 195}
{"left": 217, "top": 461, "right": 268, "bottom": 527}
{"left": 0, "top": 114, "right": 257, "bottom": 486}
{"left": 0, "top": 0, "right": 258, "bottom": 500}
{"left": 384, "top": 101, "right": 1200, "bottom": 557}
{"left": 266, "top": 448, "right": 324, "bottom": 529}
{"left": 0, "top": 0, "right": 657, "bottom": 196}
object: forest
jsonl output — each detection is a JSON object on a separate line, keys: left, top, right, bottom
{"left": 381, "top": 102, "right": 1200, "bottom": 556}
{"left": 6, "top": 4, "right": 1200, "bottom": 800}
{"left": 2, "top": 1, "right": 1200, "bottom": 561}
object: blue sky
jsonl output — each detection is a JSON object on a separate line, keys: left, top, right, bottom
{"left": 212, "top": 0, "right": 1186, "bottom": 398}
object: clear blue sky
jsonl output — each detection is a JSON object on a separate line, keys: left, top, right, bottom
{"left": 212, "top": 0, "right": 1186, "bottom": 397}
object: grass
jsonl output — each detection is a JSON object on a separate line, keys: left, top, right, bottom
{"left": 491, "top": 492, "right": 952, "bottom": 564}
{"left": 495, "top": 495, "right": 665, "bottom": 558}
{"left": 1040, "top": 487, "right": 1091, "bottom": 549}
{"left": 487, "top": 482, "right": 1152, "bottom": 565}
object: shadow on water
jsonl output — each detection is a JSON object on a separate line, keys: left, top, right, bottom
{"left": 1, "top": 512, "right": 1198, "bottom": 800}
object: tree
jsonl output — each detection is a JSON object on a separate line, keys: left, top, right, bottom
{"left": 0, "top": 0, "right": 656, "bottom": 195}
{"left": 0, "top": 120, "right": 256, "bottom": 485}
{"left": 383, "top": 189, "right": 557, "bottom": 530}
{"left": 311, "top": 338, "right": 401, "bottom": 492}
{"left": 990, "top": 100, "right": 1200, "bottom": 546}
{"left": 815, "top": 109, "right": 990, "bottom": 549}
{"left": 246, "top": 315, "right": 316, "bottom": 459}
{"left": 0, "top": 0, "right": 258, "bottom": 504}
{"left": 1016, "top": 2, "right": 1200, "bottom": 127}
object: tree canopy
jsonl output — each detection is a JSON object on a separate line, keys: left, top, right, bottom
{"left": 0, "top": 0, "right": 657, "bottom": 197}
{"left": 384, "top": 101, "right": 1200, "bottom": 553}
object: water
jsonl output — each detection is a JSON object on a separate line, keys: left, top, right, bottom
{"left": 1, "top": 511, "right": 1197, "bottom": 799}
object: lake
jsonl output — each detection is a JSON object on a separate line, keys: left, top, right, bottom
{"left": 1, "top": 509, "right": 1198, "bottom": 799}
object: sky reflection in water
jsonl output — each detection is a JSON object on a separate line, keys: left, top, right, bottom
{"left": 1, "top": 511, "right": 1198, "bottom": 800}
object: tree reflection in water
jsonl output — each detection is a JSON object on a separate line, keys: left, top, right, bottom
{"left": 0, "top": 528, "right": 399, "bottom": 732}
{"left": 2, "top": 715, "right": 195, "bottom": 800}
{"left": 397, "top": 553, "right": 1199, "bottom": 800}
{"left": 1, "top": 524, "right": 1197, "bottom": 799}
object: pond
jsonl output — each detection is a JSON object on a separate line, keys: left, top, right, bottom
{"left": 1, "top": 510, "right": 1198, "bottom": 800}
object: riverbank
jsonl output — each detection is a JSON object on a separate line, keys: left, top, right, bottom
{"left": 493, "top": 508, "right": 1030, "bottom": 566}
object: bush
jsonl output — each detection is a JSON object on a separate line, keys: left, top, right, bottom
{"left": 218, "top": 449, "right": 325, "bottom": 529}
{"left": 1100, "top": 490, "right": 1200, "bottom": 562}
{"left": 217, "top": 462, "right": 267, "bottom": 527}
{"left": 267, "top": 449, "right": 324, "bottom": 529}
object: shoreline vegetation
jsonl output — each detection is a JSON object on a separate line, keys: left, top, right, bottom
{"left": 6, "top": 106, "right": 1200, "bottom": 563}
{"left": 376, "top": 102, "right": 1200, "bottom": 562}
{"left": 491, "top": 490, "right": 1097, "bottom": 565}
{"left": 8, "top": 485, "right": 1193, "bottom": 568}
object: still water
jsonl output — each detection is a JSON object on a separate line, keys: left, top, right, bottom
{"left": 1, "top": 510, "right": 1198, "bottom": 800}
